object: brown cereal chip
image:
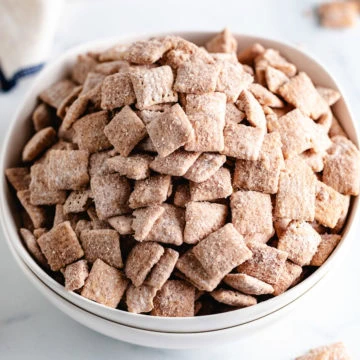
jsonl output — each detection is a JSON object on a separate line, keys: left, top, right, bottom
{"left": 100, "top": 71, "right": 136, "bottom": 110}
{"left": 310, "top": 234, "right": 342, "bottom": 266}
{"left": 145, "top": 204, "right": 185, "bottom": 246}
{"left": 278, "top": 72, "right": 329, "bottom": 119}
{"left": 98, "top": 43, "right": 129, "bottom": 62}
{"left": 64, "top": 260, "right": 89, "bottom": 291}
{"left": 53, "top": 204, "right": 70, "bottom": 227}
{"left": 147, "top": 104, "right": 193, "bottom": 157}
{"left": 95, "top": 60, "right": 130, "bottom": 75}
{"left": 138, "top": 109, "right": 163, "bottom": 124}
{"left": 32, "top": 103, "right": 54, "bottom": 131}
{"left": 272, "top": 261, "right": 302, "bottom": 296}
{"left": 104, "top": 106, "right": 146, "bottom": 157}
{"left": 61, "top": 95, "right": 89, "bottom": 130}
{"left": 150, "top": 150, "right": 200, "bottom": 176}
{"left": 184, "top": 92, "right": 226, "bottom": 152}
{"left": 238, "top": 242, "right": 288, "bottom": 284}
{"left": 145, "top": 248, "right": 179, "bottom": 290}
{"left": 151, "top": 280, "right": 195, "bottom": 317}
{"left": 265, "top": 66, "right": 289, "bottom": 93}
{"left": 132, "top": 205, "right": 165, "bottom": 241}
{"left": 231, "top": 190, "right": 273, "bottom": 235}
{"left": 296, "top": 342, "right": 351, "bottom": 360}
{"left": 192, "top": 223, "right": 252, "bottom": 277}
{"left": 126, "top": 284, "right": 157, "bottom": 313}
{"left": 71, "top": 54, "right": 98, "bottom": 84}
{"left": 329, "top": 115, "right": 347, "bottom": 138}
{"left": 315, "top": 181, "right": 350, "bottom": 228}
{"left": 89, "top": 150, "right": 113, "bottom": 177}
{"left": 107, "top": 215, "right": 133, "bottom": 235}
{"left": 73, "top": 111, "right": 111, "bottom": 153}
{"left": 17, "top": 190, "right": 47, "bottom": 228}
{"left": 74, "top": 219, "right": 93, "bottom": 238}
{"left": 237, "top": 43, "right": 265, "bottom": 65}
{"left": 39, "top": 80, "right": 76, "bottom": 109}
{"left": 316, "top": 86, "right": 341, "bottom": 106}
{"left": 173, "top": 183, "right": 191, "bottom": 207}
{"left": 47, "top": 150, "right": 89, "bottom": 190}
{"left": 20, "top": 228, "right": 47, "bottom": 266}
{"left": 248, "top": 83, "right": 284, "bottom": 108}
{"left": 33, "top": 228, "right": 47, "bottom": 238}
{"left": 243, "top": 229, "right": 275, "bottom": 245}
{"left": 30, "top": 164, "right": 66, "bottom": 205}
{"left": 130, "top": 65, "right": 178, "bottom": 110}
{"left": 323, "top": 136, "right": 360, "bottom": 195}
{"left": 22, "top": 127, "right": 57, "bottom": 162}
{"left": 80, "top": 229, "right": 123, "bottom": 268}
{"left": 63, "top": 190, "right": 91, "bottom": 214}
{"left": 184, "top": 201, "right": 228, "bottom": 244}
{"left": 233, "top": 132, "right": 284, "bottom": 194}
{"left": 56, "top": 86, "right": 83, "bottom": 119}
{"left": 210, "top": 289, "right": 257, "bottom": 307}
{"left": 299, "top": 150, "right": 324, "bottom": 173}
{"left": 278, "top": 221, "right": 321, "bottom": 266}
{"left": 125, "top": 242, "right": 164, "bottom": 287}
{"left": 225, "top": 103, "right": 245, "bottom": 124}
{"left": 262, "top": 49, "right": 297, "bottom": 77}
{"left": 37, "top": 221, "right": 84, "bottom": 271}
{"left": 87, "top": 206, "right": 112, "bottom": 229}
{"left": 5, "top": 167, "right": 31, "bottom": 191}
{"left": 129, "top": 175, "right": 171, "bottom": 209}
{"left": 189, "top": 167, "right": 232, "bottom": 201}
{"left": 222, "top": 122, "right": 264, "bottom": 160}
{"left": 174, "top": 60, "right": 220, "bottom": 95}
{"left": 184, "top": 153, "right": 226, "bottom": 183}
{"left": 275, "top": 158, "right": 316, "bottom": 221}
{"left": 106, "top": 154, "right": 152, "bottom": 180}
{"left": 91, "top": 173, "right": 130, "bottom": 220}
{"left": 318, "top": 1, "right": 358, "bottom": 28}
{"left": 81, "top": 259, "right": 128, "bottom": 308}
{"left": 223, "top": 273, "right": 274, "bottom": 295}
{"left": 81, "top": 72, "right": 105, "bottom": 96}
{"left": 205, "top": 28, "right": 237, "bottom": 53}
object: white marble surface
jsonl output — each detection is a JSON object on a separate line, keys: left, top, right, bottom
{"left": 1, "top": 0, "right": 360, "bottom": 358}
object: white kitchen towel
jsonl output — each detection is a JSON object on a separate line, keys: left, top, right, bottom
{"left": 0, "top": 0, "right": 64, "bottom": 91}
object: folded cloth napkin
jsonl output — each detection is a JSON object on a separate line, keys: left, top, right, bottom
{"left": 0, "top": 0, "right": 64, "bottom": 91}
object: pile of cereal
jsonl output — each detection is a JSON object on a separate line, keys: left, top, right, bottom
{"left": 5, "top": 29, "right": 360, "bottom": 317}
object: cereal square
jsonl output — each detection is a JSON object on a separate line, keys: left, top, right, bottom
{"left": 173, "top": 183, "right": 191, "bottom": 207}
{"left": 104, "top": 106, "right": 146, "bottom": 157}
{"left": 132, "top": 205, "right": 165, "bottom": 241}
{"left": 64, "top": 260, "right": 89, "bottom": 291}
{"left": 205, "top": 28, "right": 237, "bottom": 53}
{"left": 150, "top": 150, "right": 200, "bottom": 176}
{"left": 223, "top": 273, "right": 274, "bottom": 295}
{"left": 81, "top": 259, "right": 129, "bottom": 308}
{"left": 126, "top": 284, "right": 157, "bottom": 314}
{"left": 61, "top": 95, "right": 89, "bottom": 130}
{"left": 89, "top": 150, "right": 113, "bottom": 177}
{"left": 39, "top": 80, "right": 76, "bottom": 109}
{"left": 222, "top": 123, "right": 265, "bottom": 160}
{"left": 272, "top": 261, "right": 302, "bottom": 296}
{"left": 20, "top": 228, "right": 47, "bottom": 267}
{"left": 174, "top": 60, "right": 220, "bottom": 94}
{"left": 299, "top": 150, "right": 324, "bottom": 173}
{"left": 278, "top": 72, "right": 329, "bottom": 119}
{"left": 95, "top": 60, "right": 129, "bottom": 75}
{"left": 125, "top": 242, "right": 164, "bottom": 286}
{"left": 233, "top": 132, "right": 284, "bottom": 194}
{"left": 5, "top": 167, "right": 31, "bottom": 191}
{"left": 47, "top": 150, "right": 89, "bottom": 190}
{"left": 151, "top": 280, "right": 195, "bottom": 317}
{"left": 316, "top": 86, "right": 341, "bottom": 106}
{"left": 225, "top": 103, "right": 245, "bottom": 124}
{"left": 37, "top": 221, "right": 84, "bottom": 271}
{"left": 56, "top": 85, "right": 83, "bottom": 119}
{"left": 106, "top": 154, "right": 152, "bottom": 180}
{"left": 248, "top": 83, "right": 284, "bottom": 108}
{"left": 80, "top": 229, "right": 123, "bottom": 268}
{"left": 145, "top": 204, "right": 185, "bottom": 246}
{"left": 189, "top": 167, "right": 232, "bottom": 201}
{"left": 184, "top": 201, "right": 228, "bottom": 244}
{"left": 107, "top": 215, "right": 133, "bottom": 235}
{"left": 129, "top": 175, "right": 171, "bottom": 209}
{"left": 17, "top": 190, "right": 47, "bottom": 228}
{"left": 296, "top": 342, "right": 351, "bottom": 360}
{"left": 275, "top": 158, "right": 316, "bottom": 221}
{"left": 130, "top": 65, "right": 178, "bottom": 109}
{"left": 184, "top": 93, "right": 226, "bottom": 152}
{"left": 147, "top": 104, "right": 193, "bottom": 157}
{"left": 63, "top": 190, "right": 91, "bottom": 214}
{"left": 74, "top": 219, "right": 93, "bottom": 238}
{"left": 100, "top": 71, "right": 136, "bottom": 110}
{"left": 192, "top": 223, "right": 252, "bottom": 278}
{"left": 265, "top": 66, "right": 289, "bottom": 93}
{"left": 71, "top": 54, "right": 98, "bottom": 84}
{"left": 184, "top": 153, "right": 226, "bottom": 183}
{"left": 73, "top": 111, "right": 112, "bottom": 153}
{"left": 210, "top": 289, "right": 257, "bottom": 307}
{"left": 237, "top": 43, "right": 265, "bottom": 65}
{"left": 278, "top": 221, "right": 321, "bottom": 266}
{"left": 323, "top": 136, "right": 360, "bottom": 195}
{"left": 231, "top": 190, "right": 273, "bottom": 235}
{"left": 261, "top": 48, "right": 297, "bottom": 77}
{"left": 238, "top": 242, "right": 288, "bottom": 284}
{"left": 311, "top": 234, "right": 342, "bottom": 266}
{"left": 145, "top": 248, "right": 179, "bottom": 290}
{"left": 318, "top": 2, "right": 358, "bottom": 28}
{"left": 32, "top": 103, "right": 54, "bottom": 131}
{"left": 91, "top": 173, "right": 131, "bottom": 220}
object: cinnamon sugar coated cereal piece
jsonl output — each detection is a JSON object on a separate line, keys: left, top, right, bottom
{"left": 107, "top": 215, "right": 133, "bottom": 235}
{"left": 223, "top": 273, "right": 274, "bottom": 295}
{"left": 37, "top": 221, "right": 84, "bottom": 271}
{"left": 81, "top": 259, "right": 129, "bottom": 308}
{"left": 132, "top": 205, "right": 165, "bottom": 241}
{"left": 210, "top": 289, "right": 257, "bottom": 307}
{"left": 316, "top": 86, "right": 341, "bottom": 106}
{"left": 205, "top": 28, "right": 237, "bottom": 54}
{"left": 19, "top": 228, "right": 47, "bottom": 267}
{"left": 126, "top": 285, "right": 157, "bottom": 314}
{"left": 272, "top": 261, "right": 302, "bottom": 296}
{"left": 225, "top": 103, "right": 245, "bottom": 124}
{"left": 311, "top": 234, "right": 342, "bottom": 266}
{"left": 61, "top": 95, "right": 89, "bottom": 130}
{"left": 248, "top": 83, "right": 284, "bottom": 108}
{"left": 261, "top": 48, "right": 297, "bottom": 77}
{"left": 39, "top": 80, "right": 76, "bottom": 109}
{"left": 72, "top": 55, "right": 97, "bottom": 84}
{"left": 32, "top": 103, "right": 54, "bottom": 131}
{"left": 152, "top": 280, "right": 195, "bottom": 317}
{"left": 5, "top": 167, "right": 31, "bottom": 191}
{"left": 17, "top": 190, "right": 47, "bottom": 228}
{"left": 63, "top": 190, "right": 91, "bottom": 214}
{"left": 64, "top": 260, "right": 89, "bottom": 291}
{"left": 265, "top": 66, "right": 289, "bottom": 93}
{"left": 237, "top": 43, "right": 265, "bottom": 65}
{"left": 296, "top": 342, "right": 351, "bottom": 360}
{"left": 318, "top": 2, "right": 358, "bottom": 28}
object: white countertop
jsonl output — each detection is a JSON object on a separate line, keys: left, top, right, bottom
{"left": 1, "top": 0, "right": 360, "bottom": 358}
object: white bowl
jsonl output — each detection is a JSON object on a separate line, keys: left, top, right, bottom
{"left": 1, "top": 32, "right": 359, "bottom": 339}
